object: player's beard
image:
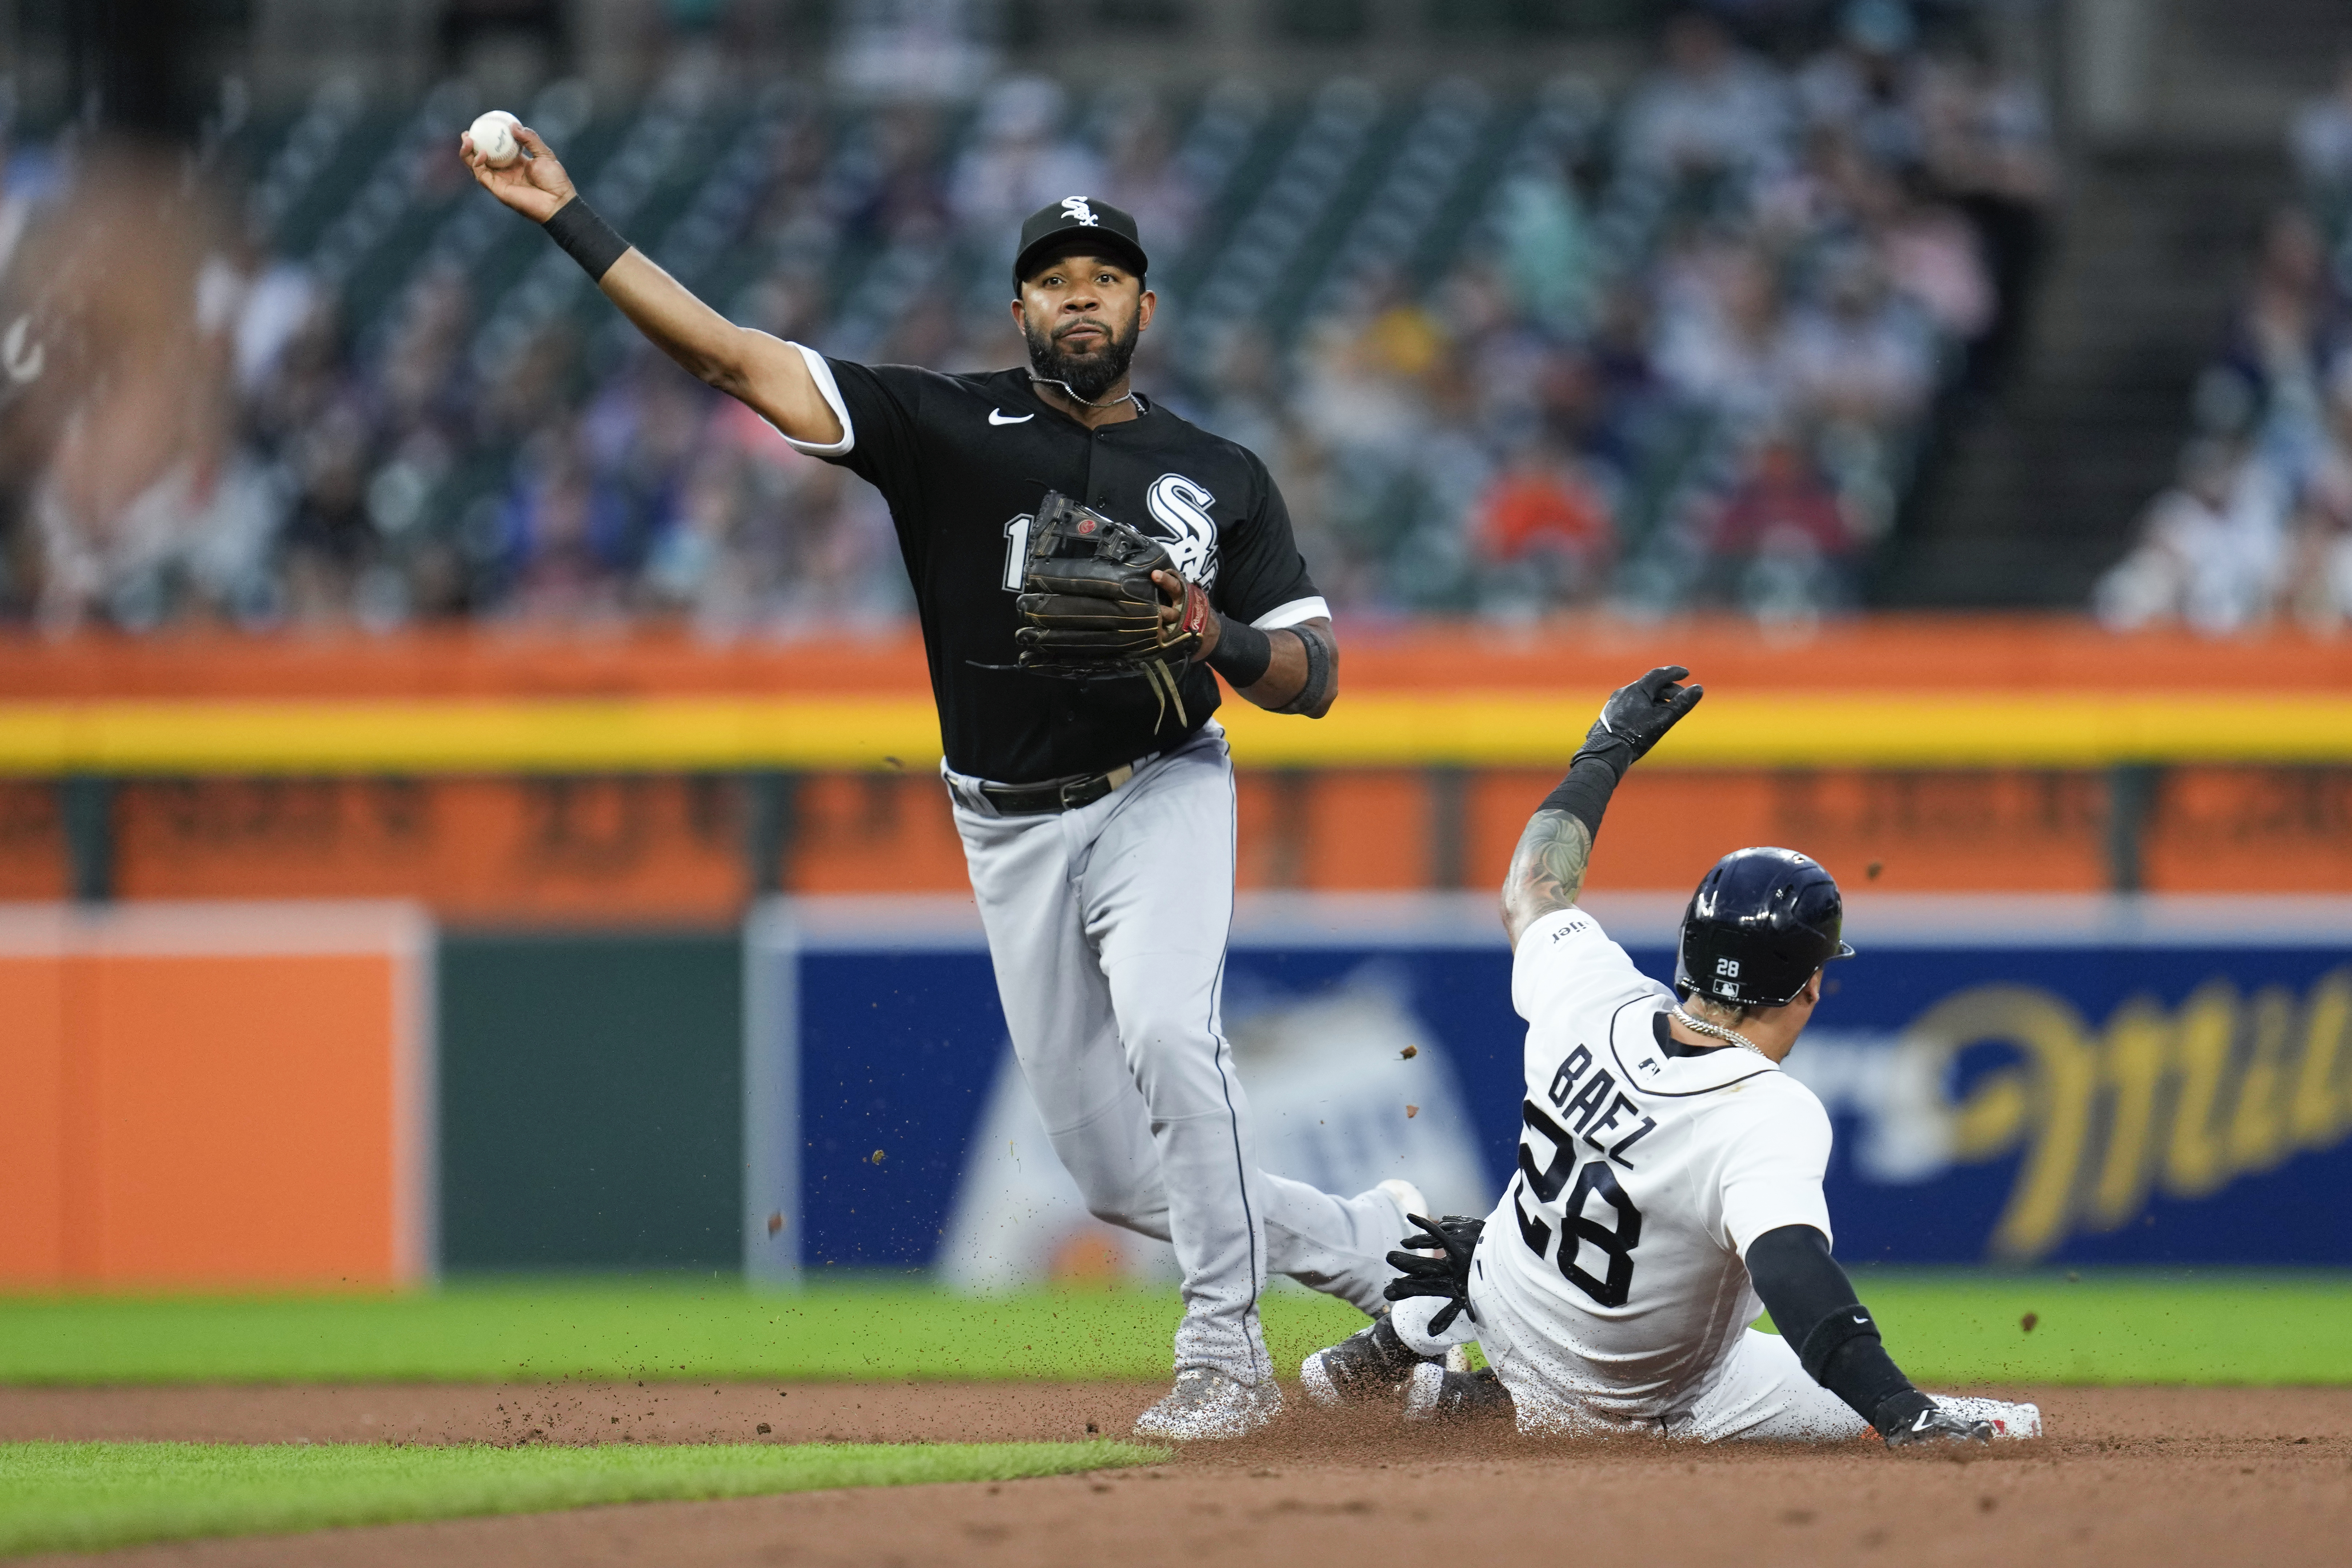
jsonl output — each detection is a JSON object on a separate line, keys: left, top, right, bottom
{"left": 1025, "top": 313, "right": 1139, "bottom": 404}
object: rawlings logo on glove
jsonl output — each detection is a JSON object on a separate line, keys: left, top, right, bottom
{"left": 1014, "top": 491, "right": 1209, "bottom": 729}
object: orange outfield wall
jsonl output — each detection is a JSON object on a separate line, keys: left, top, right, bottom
{"left": 0, "top": 903, "right": 433, "bottom": 1290}
{"left": 0, "top": 619, "right": 2343, "bottom": 914}
{"left": 2, "top": 617, "right": 2346, "bottom": 700}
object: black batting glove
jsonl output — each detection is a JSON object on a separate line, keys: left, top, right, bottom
{"left": 1573, "top": 665, "right": 1704, "bottom": 781}
{"left": 1382, "top": 1214, "right": 1483, "bottom": 1335}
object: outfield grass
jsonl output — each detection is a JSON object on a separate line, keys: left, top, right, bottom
{"left": 0, "top": 1272, "right": 2343, "bottom": 1387}
{"left": 0, "top": 1439, "right": 1158, "bottom": 1557}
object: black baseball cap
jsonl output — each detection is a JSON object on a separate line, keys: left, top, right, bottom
{"left": 1014, "top": 197, "right": 1148, "bottom": 286}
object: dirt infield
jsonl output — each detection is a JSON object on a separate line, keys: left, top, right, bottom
{"left": 8, "top": 1384, "right": 2349, "bottom": 1567}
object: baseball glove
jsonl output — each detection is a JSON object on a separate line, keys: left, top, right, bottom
{"left": 1383, "top": 1213, "right": 1484, "bottom": 1335}
{"left": 1014, "top": 491, "right": 1209, "bottom": 729}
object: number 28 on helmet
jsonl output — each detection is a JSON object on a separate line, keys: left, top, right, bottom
{"left": 1674, "top": 847, "right": 1857, "bottom": 1009}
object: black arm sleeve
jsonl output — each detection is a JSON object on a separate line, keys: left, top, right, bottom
{"left": 1536, "top": 755, "right": 1620, "bottom": 842}
{"left": 1745, "top": 1224, "right": 1935, "bottom": 1435}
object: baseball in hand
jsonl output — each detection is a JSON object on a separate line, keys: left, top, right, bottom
{"left": 468, "top": 110, "right": 521, "bottom": 168}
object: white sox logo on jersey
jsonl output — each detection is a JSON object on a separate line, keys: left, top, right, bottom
{"left": 1142, "top": 473, "right": 1220, "bottom": 587}
{"left": 1060, "top": 197, "right": 1101, "bottom": 226}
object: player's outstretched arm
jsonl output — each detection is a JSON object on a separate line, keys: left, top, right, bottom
{"left": 1501, "top": 808, "right": 1596, "bottom": 946}
{"left": 1746, "top": 1224, "right": 1992, "bottom": 1448}
{"left": 1501, "top": 666, "right": 1702, "bottom": 945}
{"left": 460, "top": 125, "right": 842, "bottom": 447}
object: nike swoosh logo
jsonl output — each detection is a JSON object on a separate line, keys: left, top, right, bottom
{"left": 1911, "top": 1410, "right": 1935, "bottom": 1432}
{"left": 988, "top": 409, "right": 1033, "bottom": 425}
{"left": 1853, "top": 1313, "right": 1869, "bottom": 1324}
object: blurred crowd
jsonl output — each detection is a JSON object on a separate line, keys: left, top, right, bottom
{"left": 0, "top": 0, "right": 2051, "bottom": 635}
{"left": 1221, "top": 1, "right": 2051, "bottom": 623}
{"left": 2096, "top": 59, "right": 2352, "bottom": 634}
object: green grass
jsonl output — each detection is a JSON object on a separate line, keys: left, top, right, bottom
{"left": 0, "top": 1272, "right": 2344, "bottom": 1388}
{"left": 0, "top": 1279, "right": 1363, "bottom": 1386}
{"left": 1829, "top": 1269, "right": 2352, "bottom": 1387}
{"left": 0, "top": 1439, "right": 1158, "bottom": 1557}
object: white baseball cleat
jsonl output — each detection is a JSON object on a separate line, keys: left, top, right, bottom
{"left": 1933, "top": 1396, "right": 2043, "bottom": 1440}
{"left": 1133, "top": 1368, "right": 1282, "bottom": 1441}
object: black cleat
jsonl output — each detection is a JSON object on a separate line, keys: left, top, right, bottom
{"left": 1299, "top": 1315, "right": 1438, "bottom": 1407}
{"left": 1881, "top": 1405, "right": 1995, "bottom": 1448}
{"left": 1402, "top": 1362, "right": 1516, "bottom": 1423}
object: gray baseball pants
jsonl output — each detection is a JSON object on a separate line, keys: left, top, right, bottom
{"left": 947, "top": 721, "right": 1403, "bottom": 1383}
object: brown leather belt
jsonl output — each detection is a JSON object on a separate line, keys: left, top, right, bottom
{"left": 975, "top": 756, "right": 1151, "bottom": 816}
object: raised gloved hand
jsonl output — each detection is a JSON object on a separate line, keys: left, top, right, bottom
{"left": 1573, "top": 665, "right": 1704, "bottom": 779}
{"left": 1383, "top": 1214, "right": 1483, "bottom": 1335}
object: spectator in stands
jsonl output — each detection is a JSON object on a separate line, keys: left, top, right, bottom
{"left": 1471, "top": 437, "right": 1617, "bottom": 616}
{"left": 1654, "top": 239, "right": 1798, "bottom": 438}
{"left": 1495, "top": 157, "right": 1600, "bottom": 337}
{"left": 1618, "top": 11, "right": 1793, "bottom": 195}
{"left": 280, "top": 404, "right": 381, "bottom": 624}
{"left": 1796, "top": 0, "right": 1927, "bottom": 175}
{"left": 2212, "top": 208, "right": 2348, "bottom": 494}
{"left": 2095, "top": 440, "right": 2290, "bottom": 635}
{"left": 1783, "top": 245, "right": 1936, "bottom": 435}
{"left": 948, "top": 77, "right": 1104, "bottom": 246}
{"left": 1871, "top": 169, "right": 1995, "bottom": 348}
{"left": 1918, "top": 41, "right": 2056, "bottom": 395}
{"left": 1699, "top": 433, "right": 1861, "bottom": 618}
{"left": 11, "top": 34, "right": 2024, "bottom": 632}
{"left": 2280, "top": 358, "right": 2352, "bottom": 628}
{"left": 2290, "top": 55, "right": 2352, "bottom": 230}
{"left": 502, "top": 433, "right": 631, "bottom": 622}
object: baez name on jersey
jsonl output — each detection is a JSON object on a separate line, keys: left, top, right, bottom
{"left": 1530, "top": 1042, "right": 1659, "bottom": 1169}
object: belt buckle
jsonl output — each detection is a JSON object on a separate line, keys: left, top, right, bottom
{"left": 1057, "top": 776, "right": 1093, "bottom": 811}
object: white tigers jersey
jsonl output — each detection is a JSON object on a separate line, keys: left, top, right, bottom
{"left": 1470, "top": 906, "right": 1836, "bottom": 1423}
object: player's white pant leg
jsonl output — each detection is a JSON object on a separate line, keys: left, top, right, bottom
{"left": 953, "top": 789, "right": 1172, "bottom": 1245}
{"left": 952, "top": 725, "right": 1398, "bottom": 1379}
{"left": 1459, "top": 1263, "right": 1644, "bottom": 1436}
{"left": 1083, "top": 727, "right": 1394, "bottom": 1371}
{"left": 1674, "top": 1329, "right": 1871, "bottom": 1443}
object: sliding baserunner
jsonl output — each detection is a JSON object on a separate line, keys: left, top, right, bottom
{"left": 1300, "top": 666, "right": 2041, "bottom": 1446}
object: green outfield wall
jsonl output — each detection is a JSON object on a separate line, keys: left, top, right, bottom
{"left": 437, "top": 930, "right": 741, "bottom": 1271}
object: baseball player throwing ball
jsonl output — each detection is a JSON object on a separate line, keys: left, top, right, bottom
{"left": 465, "top": 125, "right": 1420, "bottom": 1440}
{"left": 1301, "top": 666, "right": 2042, "bottom": 1446}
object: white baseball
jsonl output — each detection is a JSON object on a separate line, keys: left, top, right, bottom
{"left": 468, "top": 110, "right": 521, "bottom": 168}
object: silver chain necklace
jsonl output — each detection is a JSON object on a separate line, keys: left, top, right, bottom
{"left": 1671, "top": 1006, "right": 1771, "bottom": 1060}
{"left": 1030, "top": 374, "right": 1140, "bottom": 413}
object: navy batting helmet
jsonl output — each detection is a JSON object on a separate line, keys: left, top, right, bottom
{"left": 1674, "top": 847, "right": 1856, "bottom": 1009}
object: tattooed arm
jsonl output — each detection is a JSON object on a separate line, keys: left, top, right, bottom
{"left": 1501, "top": 807, "right": 1596, "bottom": 947}
{"left": 1501, "top": 667, "right": 1703, "bottom": 946}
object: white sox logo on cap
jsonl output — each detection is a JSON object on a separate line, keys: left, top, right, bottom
{"left": 1060, "top": 197, "right": 1101, "bottom": 226}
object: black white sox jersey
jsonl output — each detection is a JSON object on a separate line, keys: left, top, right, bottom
{"left": 778, "top": 349, "right": 1327, "bottom": 785}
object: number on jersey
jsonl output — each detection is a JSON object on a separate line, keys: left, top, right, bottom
{"left": 1001, "top": 514, "right": 1034, "bottom": 591}
{"left": 1515, "top": 1099, "right": 1644, "bottom": 1308}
